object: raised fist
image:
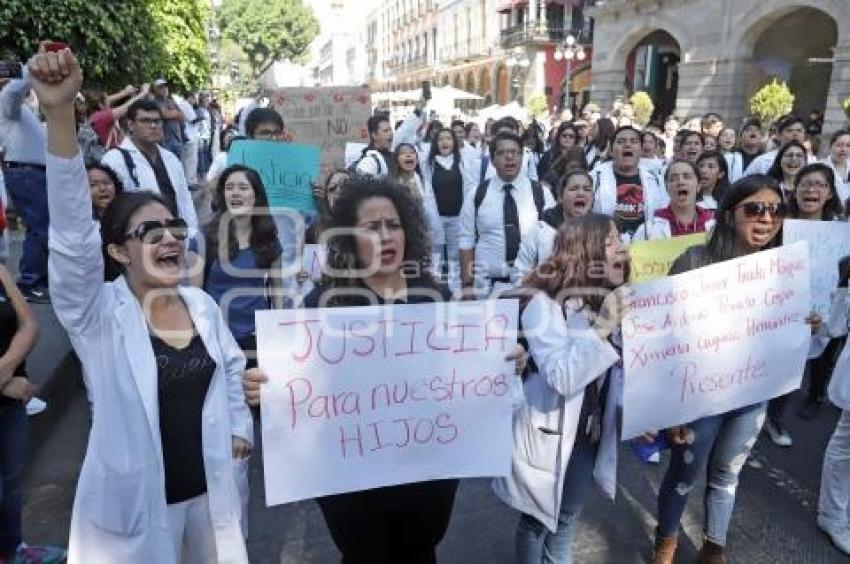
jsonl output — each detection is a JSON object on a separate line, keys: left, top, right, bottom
{"left": 26, "top": 44, "right": 83, "bottom": 112}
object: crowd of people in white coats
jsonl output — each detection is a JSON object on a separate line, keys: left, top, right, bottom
{"left": 1, "top": 43, "right": 850, "bottom": 564}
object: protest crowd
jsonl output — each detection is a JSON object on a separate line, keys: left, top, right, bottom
{"left": 2, "top": 42, "right": 850, "bottom": 564}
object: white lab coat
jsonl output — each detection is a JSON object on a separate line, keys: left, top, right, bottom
{"left": 492, "top": 294, "right": 621, "bottom": 532}
{"left": 47, "top": 153, "right": 251, "bottom": 564}
{"left": 102, "top": 138, "right": 199, "bottom": 239}
{"left": 824, "top": 155, "right": 850, "bottom": 203}
{"left": 828, "top": 287, "right": 850, "bottom": 410}
{"left": 513, "top": 220, "right": 557, "bottom": 282}
{"left": 632, "top": 215, "right": 716, "bottom": 241}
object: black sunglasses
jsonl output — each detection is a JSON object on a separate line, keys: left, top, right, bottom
{"left": 736, "top": 202, "right": 788, "bottom": 219}
{"left": 124, "top": 219, "right": 189, "bottom": 244}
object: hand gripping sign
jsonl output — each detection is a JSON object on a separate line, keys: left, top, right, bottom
{"left": 256, "top": 299, "right": 518, "bottom": 506}
{"left": 621, "top": 243, "right": 811, "bottom": 439}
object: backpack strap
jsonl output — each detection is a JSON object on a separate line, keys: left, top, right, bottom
{"left": 530, "top": 180, "right": 545, "bottom": 217}
{"left": 473, "top": 178, "right": 491, "bottom": 244}
{"left": 479, "top": 154, "right": 489, "bottom": 183}
{"left": 371, "top": 153, "right": 383, "bottom": 175}
{"left": 117, "top": 147, "right": 140, "bottom": 188}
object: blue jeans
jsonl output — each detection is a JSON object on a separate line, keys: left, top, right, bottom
{"left": 657, "top": 402, "right": 766, "bottom": 545}
{"left": 4, "top": 167, "right": 48, "bottom": 290}
{"left": 0, "top": 402, "right": 28, "bottom": 556}
{"left": 515, "top": 432, "right": 599, "bottom": 564}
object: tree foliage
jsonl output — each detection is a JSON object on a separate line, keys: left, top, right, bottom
{"left": 526, "top": 92, "right": 548, "bottom": 118}
{"left": 750, "top": 79, "right": 795, "bottom": 127}
{"left": 0, "top": 0, "right": 210, "bottom": 92}
{"left": 630, "top": 91, "right": 654, "bottom": 127}
{"left": 219, "top": 0, "right": 319, "bottom": 78}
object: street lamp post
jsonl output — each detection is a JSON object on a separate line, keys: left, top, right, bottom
{"left": 554, "top": 34, "right": 586, "bottom": 115}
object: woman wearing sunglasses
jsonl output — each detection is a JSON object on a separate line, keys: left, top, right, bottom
{"left": 651, "top": 174, "right": 820, "bottom": 564}
{"left": 33, "top": 48, "right": 252, "bottom": 563}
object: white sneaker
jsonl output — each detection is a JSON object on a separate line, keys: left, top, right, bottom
{"left": 818, "top": 517, "right": 850, "bottom": 555}
{"left": 764, "top": 419, "right": 793, "bottom": 447}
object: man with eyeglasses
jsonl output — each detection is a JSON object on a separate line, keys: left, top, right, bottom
{"left": 743, "top": 114, "right": 809, "bottom": 177}
{"left": 244, "top": 107, "right": 285, "bottom": 141}
{"left": 458, "top": 131, "right": 554, "bottom": 294}
{"left": 102, "top": 99, "right": 198, "bottom": 239}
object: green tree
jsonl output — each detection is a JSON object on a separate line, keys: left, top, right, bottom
{"left": 526, "top": 92, "right": 548, "bottom": 118}
{"left": 219, "top": 0, "right": 319, "bottom": 78}
{"left": 0, "top": 1, "right": 156, "bottom": 90}
{"left": 147, "top": 0, "right": 211, "bottom": 92}
{"left": 0, "top": 0, "right": 210, "bottom": 91}
{"left": 630, "top": 91, "right": 654, "bottom": 127}
{"left": 750, "top": 79, "right": 795, "bottom": 127}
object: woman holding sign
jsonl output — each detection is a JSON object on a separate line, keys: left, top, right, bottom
{"left": 633, "top": 160, "right": 715, "bottom": 241}
{"left": 651, "top": 174, "right": 819, "bottom": 564}
{"left": 242, "top": 175, "right": 528, "bottom": 563}
{"left": 33, "top": 47, "right": 252, "bottom": 563}
{"left": 495, "top": 213, "right": 631, "bottom": 564}
{"left": 765, "top": 164, "right": 845, "bottom": 441}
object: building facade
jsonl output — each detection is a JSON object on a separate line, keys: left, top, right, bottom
{"left": 588, "top": 0, "right": 850, "bottom": 132}
{"left": 367, "top": 0, "right": 598, "bottom": 114}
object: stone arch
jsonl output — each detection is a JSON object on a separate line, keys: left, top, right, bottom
{"left": 479, "top": 66, "right": 492, "bottom": 99}
{"left": 465, "top": 70, "right": 476, "bottom": 94}
{"left": 744, "top": 6, "right": 839, "bottom": 115}
{"left": 606, "top": 19, "right": 689, "bottom": 70}
{"left": 732, "top": 1, "right": 848, "bottom": 58}
{"left": 496, "top": 64, "right": 509, "bottom": 105}
{"left": 452, "top": 74, "right": 463, "bottom": 88}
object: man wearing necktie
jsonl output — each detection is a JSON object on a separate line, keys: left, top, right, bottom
{"left": 458, "top": 131, "right": 555, "bottom": 296}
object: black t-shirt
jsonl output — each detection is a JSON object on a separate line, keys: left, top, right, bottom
{"left": 152, "top": 332, "right": 216, "bottom": 504}
{"left": 0, "top": 290, "right": 26, "bottom": 407}
{"left": 740, "top": 150, "right": 761, "bottom": 171}
{"left": 613, "top": 173, "right": 645, "bottom": 238}
{"left": 431, "top": 158, "right": 463, "bottom": 217}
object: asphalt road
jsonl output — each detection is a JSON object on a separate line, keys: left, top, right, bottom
{"left": 22, "top": 380, "right": 850, "bottom": 563}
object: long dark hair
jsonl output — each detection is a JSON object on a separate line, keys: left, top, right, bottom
{"left": 390, "top": 142, "right": 423, "bottom": 182}
{"left": 101, "top": 191, "right": 178, "bottom": 281}
{"left": 553, "top": 122, "right": 579, "bottom": 156}
{"left": 767, "top": 140, "right": 806, "bottom": 183}
{"left": 789, "top": 163, "right": 844, "bottom": 220}
{"left": 704, "top": 174, "right": 784, "bottom": 263}
{"left": 206, "top": 165, "right": 280, "bottom": 270}
{"left": 87, "top": 163, "right": 124, "bottom": 217}
{"left": 695, "top": 150, "right": 730, "bottom": 204}
{"left": 592, "top": 118, "right": 616, "bottom": 152}
{"left": 320, "top": 176, "right": 434, "bottom": 302}
{"left": 523, "top": 213, "right": 626, "bottom": 313}
{"left": 427, "top": 128, "right": 460, "bottom": 166}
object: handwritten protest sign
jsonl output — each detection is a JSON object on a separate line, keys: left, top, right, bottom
{"left": 227, "top": 140, "right": 318, "bottom": 211}
{"left": 256, "top": 300, "right": 518, "bottom": 505}
{"left": 271, "top": 87, "right": 371, "bottom": 179}
{"left": 628, "top": 233, "right": 707, "bottom": 283}
{"left": 783, "top": 219, "right": 850, "bottom": 316}
{"left": 621, "top": 243, "right": 810, "bottom": 439}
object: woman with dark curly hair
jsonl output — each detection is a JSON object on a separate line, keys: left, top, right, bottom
{"left": 243, "top": 175, "right": 527, "bottom": 562}
{"left": 86, "top": 163, "right": 123, "bottom": 220}
{"left": 198, "top": 164, "right": 282, "bottom": 365}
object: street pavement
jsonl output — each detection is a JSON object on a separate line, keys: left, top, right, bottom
{"left": 10, "top": 232, "right": 850, "bottom": 563}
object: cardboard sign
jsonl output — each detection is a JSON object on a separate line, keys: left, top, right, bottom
{"left": 621, "top": 243, "right": 811, "bottom": 439}
{"left": 257, "top": 300, "right": 518, "bottom": 505}
{"left": 227, "top": 140, "right": 318, "bottom": 211}
{"left": 271, "top": 87, "right": 371, "bottom": 179}
{"left": 783, "top": 219, "right": 850, "bottom": 316}
{"left": 628, "top": 233, "right": 707, "bottom": 283}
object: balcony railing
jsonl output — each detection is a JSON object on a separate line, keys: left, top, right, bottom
{"left": 500, "top": 23, "right": 592, "bottom": 48}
